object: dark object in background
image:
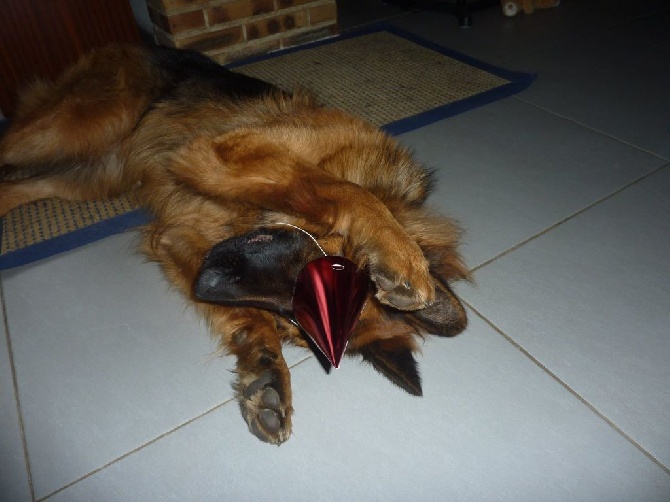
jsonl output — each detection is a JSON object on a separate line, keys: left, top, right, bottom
{"left": 384, "top": 0, "right": 499, "bottom": 27}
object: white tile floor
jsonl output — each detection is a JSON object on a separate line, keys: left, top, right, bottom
{"left": 2, "top": 1, "right": 670, "bottom": 500}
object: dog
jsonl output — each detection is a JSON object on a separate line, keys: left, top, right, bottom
{"left": 0, "top": 44, "right": 470, "bottom": 444}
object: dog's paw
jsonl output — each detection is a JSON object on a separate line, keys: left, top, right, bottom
{"left": 370, "top": 244, "right": 435, "bottom": 311}
{"left": 238, "top": 370, "right": 292, "bottom": 445}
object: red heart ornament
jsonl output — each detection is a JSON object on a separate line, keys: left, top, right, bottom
{"left": 292, "top": 256, "right": 369, "bottom": 368}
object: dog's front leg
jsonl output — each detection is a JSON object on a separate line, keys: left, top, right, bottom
{"left": 205, "top": 306, "right": 293, "bottom": 445}
{"left": 170, "top": 131, "right": 435, "bottom": 312}
{"left": 143, "top": 226, "right": 293, "bottom": 444}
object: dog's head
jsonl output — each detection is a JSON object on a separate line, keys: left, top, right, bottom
{"left": 195, "top": 226, "right": 467, "bottom": 395}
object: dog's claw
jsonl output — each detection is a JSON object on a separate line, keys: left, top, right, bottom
{"left": 374, "top": 275, "right": 395, "bottom": 292}
{"left": 372, "top": 267, "right": 434, "bottom": 311}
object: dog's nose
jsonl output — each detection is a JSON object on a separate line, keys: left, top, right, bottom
{"left": 194, "top": 268, "right": 225, "bottom": 300}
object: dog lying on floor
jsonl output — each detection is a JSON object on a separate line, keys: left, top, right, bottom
{"left": 0, "top": 44, "right": 470, "bottom": 444}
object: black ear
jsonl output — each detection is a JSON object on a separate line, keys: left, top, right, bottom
{"left": 194, "top": 228, "right": 322, "bottom": 313}
{"left": 359, "top": 340, "right": 422, "bottom": 396}
{"left": 404, "top": 281, "right": 467, "bottom": 337}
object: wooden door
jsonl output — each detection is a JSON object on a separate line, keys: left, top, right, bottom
{"left": 0, "top": 0, "right": 141, "bottom": 117}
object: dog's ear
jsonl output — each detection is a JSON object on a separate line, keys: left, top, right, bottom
{"left": 404, "top": 280, "right": 467, "bottom": 337}
{"left": 194, "top": 228, "right": 322, "bottom": 313}
{"left": 359, "top": 338, "right": 422, "bottom": 396}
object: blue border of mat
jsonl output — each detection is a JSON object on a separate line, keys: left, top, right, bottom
{"left": 0, "top": 208, "right": 152, "bottom": 270}
{"left": 0, "top": 23, "right": 535, "bottom": 270}
{"left": 228, "top": 23, "right": 536, "bottom": 135}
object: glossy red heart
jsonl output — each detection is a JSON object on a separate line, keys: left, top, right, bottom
{"left": 292, "top": 256, "right": 369, "bottom": 368}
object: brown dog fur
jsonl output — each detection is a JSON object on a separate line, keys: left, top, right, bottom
{"left": 0, "top": 44, "right": 469, "bottom": 444}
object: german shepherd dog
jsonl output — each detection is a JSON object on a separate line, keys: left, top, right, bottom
{"left": 0, "top": 45, "right": 470, "bottom": 444}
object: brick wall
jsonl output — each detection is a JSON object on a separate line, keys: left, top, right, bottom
{"left": 147, "top": 0, "right": 338, "bottom": 63}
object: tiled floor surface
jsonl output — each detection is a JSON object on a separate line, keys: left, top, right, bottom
{"left": 2, "top": 1, "right": 669, "bottom": 500}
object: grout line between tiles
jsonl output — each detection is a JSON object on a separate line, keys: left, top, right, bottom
{"left": 39, "top": 354, "right": 315, "bottom": 501}
{"left": 469, "top": 162, "right": 669, "bottom": 274}
{"left": 0, "top": 276, "right": 37, "bottom": 502}
{"left": 596, "top": 6, "right": 670, "bottom": 38}
{"left": 37, "top": 398, "right": 235, "bottom": 501}
{"left": 513, "top": 96, "right": 670, "bottom": 163}
{"left": 463, "top": 300, "right": 670, "bottom": 476}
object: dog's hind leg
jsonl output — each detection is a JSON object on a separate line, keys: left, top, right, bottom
{"left": 0, "top": 93, "right": 139, "bottom": 217}
{"left": 0, "top": 46, "right": 158, "bottom": 215}
{"left": 0, "top": 177, "right": 81, "bottom": 216}
{"left": 0, "top": 160, "right": 133, "bottom": 217}
{"left": 1, "top": 45, "right": 157, "bottom": 169}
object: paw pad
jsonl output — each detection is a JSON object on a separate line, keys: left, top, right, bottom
{"left": 239, "top": 370, "right": 291, "bottom": 445}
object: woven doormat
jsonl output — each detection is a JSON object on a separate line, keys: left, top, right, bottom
{"left": 0, "top": 24, "right": 535, "bottom": 270}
